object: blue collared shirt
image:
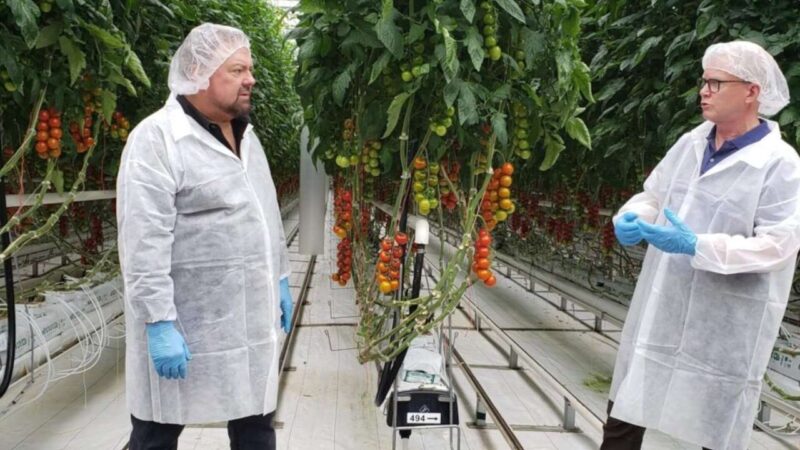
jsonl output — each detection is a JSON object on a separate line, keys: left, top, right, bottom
{"left": 700, "top": 120, "right": 770, "bottom": 175}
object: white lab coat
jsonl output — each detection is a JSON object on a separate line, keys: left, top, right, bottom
{"left": 609, "top": 120, "right": 800, "bottom": 449}
{"left": 116, "top": 95, "right": 290, "bottom": 424}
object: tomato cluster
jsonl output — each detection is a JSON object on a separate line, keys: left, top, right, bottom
{"left": 34, "top": 107, "right": 63, "bottom": 160}
{"left": 331, "top": 187, "right": 353, "bottom": 285}
{"left": 428, "top": 106, "right": 455, "bottom": 138}
{"left": 331, "top": 238, "right": 352, "bottom": 286}
{"left": 472, "top": 228, "right": 497, "bottom": 287}
{"left": 359, "top": 140, "right": 382, "bottom": 177}
{"left": 68, "top": 106, "right": 96, "bottom": 154}
{"left": 376, "top": 232, "right": 407, "bottom": 295}
{"left": 510, "top": 102, "right": 532, "bottom": 160}
{"left": 412, "top": 157, "right": 439, "bottom": 216}
{"left": 480, "top": 1, "right": 502, "bottom": 61}
{"left": 108, "top": 111, "right": 131, "bottom": 142}
{"left": 480, "top": 162, "right": 516, "bottom": 231}
{"left": 332, "top": 188, "right": 352, "bottom": 239}
{"left": 439, "top": 159, "right": 460, "bottom": 211}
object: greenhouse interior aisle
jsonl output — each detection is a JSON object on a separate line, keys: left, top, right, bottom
{"left": 1, "top": 199, "right": 799, "bottom": 449}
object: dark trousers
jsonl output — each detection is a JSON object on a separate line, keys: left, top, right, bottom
{"left": 601, "top": 401, "right": 712, "bottom": 450}
{"left": 129, "top": 412, "right": 276, "bottom": 450}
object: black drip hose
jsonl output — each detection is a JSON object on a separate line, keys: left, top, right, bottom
{"left": 0, "top": 173, "right": 16, "bottom": 398}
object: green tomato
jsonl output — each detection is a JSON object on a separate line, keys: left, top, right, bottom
{"left": 484, "top": 36, "right": 497, "bottom": 48}
{"left": 370, "top": 141, "right": 381, "bottom": 150}
{"left": 414, "top": 170, "right": 427, "bottom": 181}
{"left": 483, "top": 25, "right": 495, "bottom": 36}
{"left": 515, "top": 50, "right": 525, "bottom": 60}
{"left": 325, "top": 150, "right": 334, "bottom": 159}
{"left": 518, "top": 118, "right": 529, "bottom": 129}
{"left": 483, "top": 14, "right": 495, "bottom": 25}
{"left": 39, "top": 1, "right": 52, "bottom": 13}
{"left": 419, "top": 199, "right": 431, "bottom": 215}
{"left": 429, "top": 162, "right": 440, "bottom": 173}
{"left": 488, "top": 46, "right": 502, "bottom": 61}
{"left": 411, "top": 65, "right": 423, "bottom": 77}
{"left": 429, "top": 198, "right": 439, "bottom": 210}
{"left": 442, "top": 117, "right": 452, "bottom": 128}
{"left": 517, "top": 61, "right": 526, "bottom": 71}
{"left": 428, "top": 176, "right": 438, "bottom": 187}
{"left": 413, "top": 56, "right": 424, "bottom": 66}
{"left": 0, "top": 70, "right": 8, "bottom": 80}
{"left": 414, "top": 181, "right": 425, "bottom": 193}
{"left": 435, "top": 125, "right": 447, "bottom": 137}
{"left": 480, "top": 1, "right": 492, "bottom": 10}
{"left": 349, "top": 155, "right": 360, "bottom": 166}
{"left": 369, "top": 159, "right": 379, "bottom": 168}
{"left": 3, "top": 81, "right": 16, "bottom": 92}
{"left": 415, "top": 193, "right": 426, "bottom": 203}
{"left": 401, "top": 71, "right": 413, "bottom": 82}
{"left": 371, "top": 168, "right": 381, "bottom": 177}
{"left": 518, "top": 140, "right": 530, "bottom": 150}
{"left": 446, "top": 106, "right": 455, "bottom": 117}
{"left": 516, "top": 128, "right": 528, "bottom": 139}
{"left": 519, "top": 150, "right": 532, "bottom": 160}
{"left": 414, "top": 43, "right": 425, "bottom": 54}
{"left": 335, "top": 155, "right": 350, "bottom": 168}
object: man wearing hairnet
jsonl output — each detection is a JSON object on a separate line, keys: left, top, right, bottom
{"left": 604, "top": 41, "right": 800, "bottom": 450}
{"left": 116, "top": 23, "right": 294, "bottom": 450}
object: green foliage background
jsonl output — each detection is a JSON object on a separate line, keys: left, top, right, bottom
{"left": 538, "top": 0, "right": 800, "bottom": 198}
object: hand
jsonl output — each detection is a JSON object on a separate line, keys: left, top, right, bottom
{"left": 280, "top": 277, "right": 293, "bottom": 333}
{"left": 614, "top": 211, "right": 643, "bottom": 246}
{"left": 637, "top": 208, "right": 697, "bottom": 255}
{"left": 146, "top": 321, "right": 192, "bottom": 379}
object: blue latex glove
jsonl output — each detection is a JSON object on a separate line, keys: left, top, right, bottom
{"left": 146, "top": 321, "right": 191, "bottom": 380}
{"left": 614, "top": 211, "right": 643, "bottom": 246}
{"left": 637, "top": 208, "right": 697, "bottom": 255}
{"left": 280, "top": 277, "right": 293, "bottom": 333}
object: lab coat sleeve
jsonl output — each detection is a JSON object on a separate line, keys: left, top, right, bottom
{"left": 117, "top": 123, "right": 179, "bottom": 322}
{"left": 692, "top": 154, "right": 800, "bottom": 275}
{"left": 614, "top": 134, "right": 690, "bottom": 225}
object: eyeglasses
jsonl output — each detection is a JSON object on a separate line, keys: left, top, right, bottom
{"left": 698, "top": 78, "right": 750, "bottom": 93}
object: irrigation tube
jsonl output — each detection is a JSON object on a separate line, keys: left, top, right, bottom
{"left": 0, "top": 174, "right": 16, "bottom": 398}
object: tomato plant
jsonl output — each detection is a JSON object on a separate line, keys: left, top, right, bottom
{"left": 292, "top": 0, "right": 593, "bottom": 362}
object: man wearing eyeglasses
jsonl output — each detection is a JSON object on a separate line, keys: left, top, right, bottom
{"left": 605, "top": 41, "right": 799, "bottom": 450}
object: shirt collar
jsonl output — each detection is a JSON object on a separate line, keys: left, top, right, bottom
{"left": 705, "top": 119, "right": 770, "bottom": 151}
{"left": 175, "top": 94, "right": 250, "bottom": 152}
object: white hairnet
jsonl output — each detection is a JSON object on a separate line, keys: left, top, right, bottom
{"left": 168, "top": 23, "right": 251, "bottom": 95}
{"left": 702, "top": 41, "right": 790, "bottom": 116}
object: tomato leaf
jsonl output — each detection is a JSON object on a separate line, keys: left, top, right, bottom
{"left": 460, "top": 0, "right": 476, "bottom": 22}
{"left": 493, "top": 0, "right": 526, "bottom": 24}
{"left": 457, "top": 83, "right": 478, "bottom": 125}
{"left": 101, "top": 89, "right": 117, "bottom": 125}
{"left": 58, "top": 36, "right": 86, "bottom": 85}
{"left": 383, "top": 92, "right": 411, "bottom": 139}
{"left": 332, "top": 65, "right": 353, "bottom": 106}
{"left": 465, "top": 27, "right": 484, "bottom": 71}
{"left": 124, "top": 49, "right": 151, "bottom": 88}
{"left": 8, "top": 0, "right": 40, "bottom": 48}
{"left": 565, "top": 117, "right": 592, "bottom": 149}
{"left": 83, "top": 23, "right": 125, "bottom": 49}
{"left": 35, "top": 22, "right": 63, "bottom": 49}
{"left": 369, "top": 51, "right": 392, "bottom": 85}
{"left": 491, "top": 112, "right": 508, "bottom": 148}
{"left": 375, "top": 0, "right": 403, "bottom": 58}
{"left": 540, "top": 133, "right": 566, "bottom": 170}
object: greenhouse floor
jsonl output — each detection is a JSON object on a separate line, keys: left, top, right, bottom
{"left": 0, "top": 204, "right": 798, "bottom": 449}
